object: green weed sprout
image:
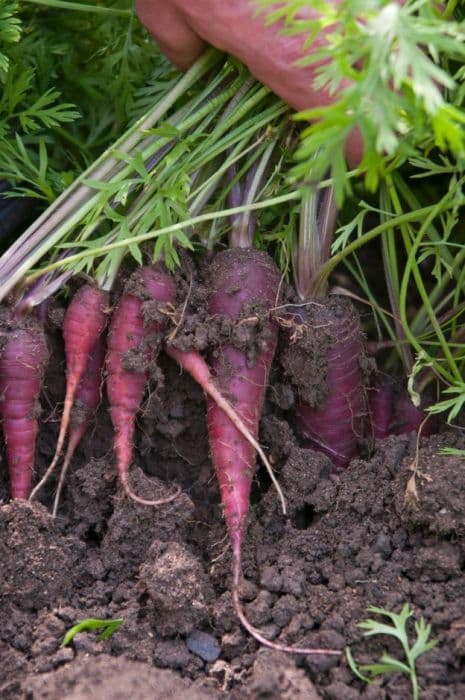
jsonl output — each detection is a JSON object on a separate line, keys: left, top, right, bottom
{"left": 62, "top": 617, "right": 123, "bottom": 646}
{"left": 438, "top": 447, "right": 465, "bottom": 458}
{"left": 346, "top": 604, "right": 437, "bottom": 700}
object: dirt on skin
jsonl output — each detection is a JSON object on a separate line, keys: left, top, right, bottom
{"left": 1, "top": 320, "right": 465, "bottom": 699}
{"left": 168, "top": 248, "right": 281, "bottom": 367}
{"left": 278, "top": 295, "right": 369, "bottom": 410}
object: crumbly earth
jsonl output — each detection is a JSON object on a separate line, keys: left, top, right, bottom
{"left": 1, "top": 331, "right": 465, "bottom": 699}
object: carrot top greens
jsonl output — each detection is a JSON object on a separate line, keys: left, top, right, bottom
{"left": 257, "top": 0, "right": 465, "bottom": 203}
{"left": 0, "top": 0, "right": 176, "bottom": 202}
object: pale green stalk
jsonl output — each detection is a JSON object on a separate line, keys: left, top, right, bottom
{"left": 381, "top": 179, "right": 414, "bottom": 372}
{"left": 399, "top": 190, "right": 462, "bottom": 384}
{"left": 22, "top": 0, "right": 132, "bottom": 15}
{"left": 0, "top": 49, "right": 222, "bottom": 300}
{"left": 25, "top": 193, "right": 302, "bottom": 280}
{"left": 312, "top": 205, "right": 442, "bottom": 297}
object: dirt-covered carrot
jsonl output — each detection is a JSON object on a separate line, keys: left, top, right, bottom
{"left": 205, "top": 247, "right": 280, "bottom": 551}
{"left": 287, "top": 296, "right": 367, "bottom": 468}
{"left": 202, "top": 247, "right": 337, "bottom": 654}
{"left": 52, "top": 334, "right": 106, "bottom": 516}
{"left": 0, "top": 322, "right": 48, "bottom": 499}
{"left": 106, "top": 265, "right": 180, "bottom": 505}
{"left": 56, "top": 286, "right": 108, "bottom": 457}
{"left": 176, "top": 157, "right": 280, "bottom": 559}
{"left": 205, "top": 248, "right": 290, "bottom": 641}
{"left": 281, "top": 186, "right": 367, "bottom": 468}
{"left": 367, "top": 377, "right": 436, "bottom": 442}
{"left": 29, "top": 284, "right": 108, "bottom": 500}
{"left": 167, "top": 154, "right": 339, "bottom": 655}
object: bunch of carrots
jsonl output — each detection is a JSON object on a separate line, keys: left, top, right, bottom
{"left": 0, "top": 183, "right": 430, "bottom": 658}
{"left": 0, "top": 54, "right": 433, "bottom": 657}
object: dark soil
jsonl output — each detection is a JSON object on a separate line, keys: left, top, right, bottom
{"left": 1, "top": 327, "right": 465, "bottom": 699}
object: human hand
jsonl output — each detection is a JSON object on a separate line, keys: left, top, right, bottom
{"left": 135, "top": 0, "right": 363, "bottom": 165}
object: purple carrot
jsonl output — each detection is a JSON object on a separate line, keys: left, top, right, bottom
{"left": 288, "top": 296, "right": 367, "bottom": 467}
{"left": 391, "top": 392, "right": 436, "bottom": 437}
{"left": 52, "top": 334, "right": 106, "bottom": 516}
{"left": 283, "top": 186, "right": 368, "bottom": 468}
{"left": 106, "top": 265, "right": 180, "bottom": 505}
{"left": 29, "top": 284, "right": 109, "bottom": 501}
{"left": 206, "top": 247, "right": 280, "bottom": 559}
{"left": 0, "top": 322, "right": 48, "bottom": 499}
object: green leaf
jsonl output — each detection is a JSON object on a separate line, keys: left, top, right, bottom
{"left": 0, "top": 1, "right": 21, "bottom": 81}
{"left": 347, "top": 602, "right": 437, "bottom": 700}
{"left": 62, "top": 618, "right": 123, "bottom": 646}
{"left": 411, "top": 619, "right": 438, "bottom": 661}
{"left": 358, "top": 658, "right": 410, "bottom": 676}
{"left": 128, "top": 241, "right": 143, "bottom": 265}
{"left": 345, "top": 647, "right": 373, "bottom": 684}
{"left": 427, "top": 383, "right": 465, "bottom": 422}
{"left": 438, "top": 447, "right": 465, "bottom": 457}
{"left": 332, "top": 202, "right": 383, "bottom": 253}
{"left": 147, "top": 123, "right": 181, "bottom": 139}
{"left": 17, "top": 88, "right": 80, "bottom": 132}
{"left": 257, "top": 0, "right": 465, "bottom": 203}
{"left": 174, "top": 229, "right": 194, "bottom": 250}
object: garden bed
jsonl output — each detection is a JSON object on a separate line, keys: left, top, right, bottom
{"left": 2, "top": 5, "right": 465, "bottom": 698}
{"left": 1, "top": 343, "right": 464, "bottom": 699}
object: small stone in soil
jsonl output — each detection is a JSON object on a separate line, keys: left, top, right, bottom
{"left": 186, "top": 631, "right": 221, "bottom": 663}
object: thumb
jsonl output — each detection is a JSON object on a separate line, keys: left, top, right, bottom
{"left": 136, "top": 0, "right": 206, "bottom": 71}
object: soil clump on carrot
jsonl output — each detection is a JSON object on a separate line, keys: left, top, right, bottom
{"left": 278, "top": 295, "right": 365, "bottom": 409}
{"left": 1, "top": 325, "right": 464, "bottom": 697}
{"left": 165, "top": 249, "right": 279, "bottom": 362}
{"left": 276, "top": 295, "right": 369, "bottom": 468}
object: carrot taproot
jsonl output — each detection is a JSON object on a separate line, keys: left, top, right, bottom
{"left": 209, "top": 249, "right": 340, "bottom": 654}
{"left": 29, "top": 284, "right": 108, "bottom": 501}
{"left": 205, "top": 248, "right": 279, "bottom": 552}
{"left": 167, "top": 247, "right": 339, "bottom": 655}
{"left": 106, "top": 265, "right": 180, "bottom": 506}
{"left": 280, "top": 185, "right": 368, "bottom": 469}
{"left": 0, "top": 323, "right": 48, "bottom": 499}
{"left": 52, "top": 333, "right": 106, "bottom": 516}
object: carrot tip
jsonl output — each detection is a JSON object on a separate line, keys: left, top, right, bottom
{"left": 122, "top": 478, "right": 181, "bottom": 507}
{"left": 29, "top": 451, "right": 62, "bottom": 502}
{"left": 231, "top": 555, "right": 341, "bottom": 656}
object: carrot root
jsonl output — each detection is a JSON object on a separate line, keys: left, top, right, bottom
{"left": 30, "top": 285, "right": 108, "bottom": 501}
{"left": 165, "top": 344, "right": 286, "bottom": 516}
{"left": 106, "top": 266, "right": 180, "bottom": 505}
{"left": 51, "top": 426, "right": 83, "bottom": 517}
{"left": 231, "top": 551, "right": 341, "bottom": 656}
{"left": 54, "top": 286, "right": 108, "bottom": 457}
{"left": 29, "top": 452, "right": 60, "bottom": 501}
{"left": 0, "top": 324, "right": 48, "bottom": 500}
{"left": 51, "top": 335, "right": 107, "bottom": 516}
{"left": 282, "top": 296, "right": 367, "bottom": 468}
{"left": 121, "top": 477, "right": 181, "bottom": 507}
